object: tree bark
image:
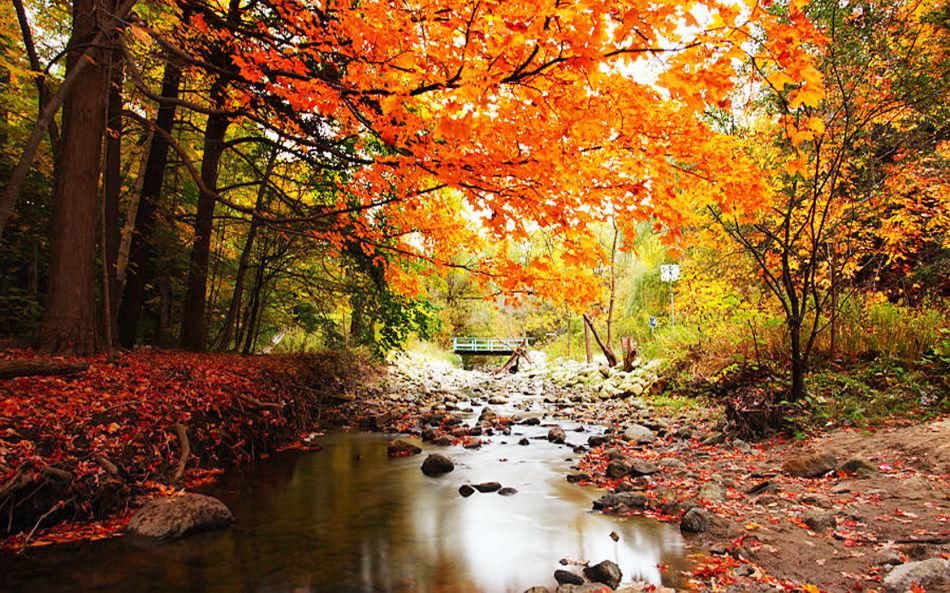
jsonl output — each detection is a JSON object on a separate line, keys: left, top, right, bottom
{"left": 179, "top": 110, "right": 229, "bottom": 351}
{"left": 36, "top": 0, "right": 114, "bottom": 355}
{"left": 583, "top": 318, "right": 593, "bottom": 364}
{"left": 117, "top": 58, "right": 181, "bottom": 347}
{"left": 102, "top": 55, "right": 124, "bottom": 347}
{"left": 789, "top": 316, "right": 807, "bottom": 401}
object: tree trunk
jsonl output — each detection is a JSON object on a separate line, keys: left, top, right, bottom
{"left": 36, "top": 0, "right": 112, "bottom": 355}
{"left": 583, "top": 318, "right": 593, "bottom": 364}
{"left": 240, "top": 257, "right": 267, "bottom": 355}
{"left": 179, "top": 110, "right": 229, "bottom": 351}
{"left": 217, "top": 151, "right": 276, "bottom": 351}
{"left": 117, "top": 58, "right": 181, "bottom": 347}
{"left": 102, "top": 55, "right": 123, "bottom": 347}
{"left": 789, "top": 317, "right": 807, "bottom": 401}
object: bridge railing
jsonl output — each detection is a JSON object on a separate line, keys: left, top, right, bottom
{"left": 452, "top": 337, "right": 529, "bottom": 353}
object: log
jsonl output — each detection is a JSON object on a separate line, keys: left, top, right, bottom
{"left": 0, "top": 360, "right": 89, "bottom": 380}
{"left": 498, "top": 343, "right": 528, "bottom": 375}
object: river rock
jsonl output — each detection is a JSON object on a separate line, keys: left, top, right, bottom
{"left": 659, "top": 457, "right": 686, "bottom": 469}
{"left": 802, "top": 510, "right": 837, "bottom": 531}
{"left": 127, "top": 493, "right": 233, "bottom": 541}
{"left": 421, "top": 453, "right": 455, "bottom": 475}
{"left": 566, "top": 472, "right": 590, "bottom": 484}
{"left": 623, "top": 424, "right": 656, "bottom": 444}
{"left": 498, "top": 487, "right": 518, "bottom": 496}
{"left": 519, "top": 437, "right": 531, "bottom": 445}
{"left": 548, "top": 426, "right": 567, "bottom": 443}
{"left": 524, "top": 588, "right": 551, "bottom": 593}
{"left": 557, "top": 585, "right": 616, "bottom": 593}
{"left": 882, "top": 558, "right": 949, "bottom": 592}
{"left": 458, "top": 484, "right": 475, "bottom": 497}
{"left": 680, "top": 507, "right": 713, "bottom": 533}
{"left": 782, "top": 451, "right": 836, "bottom": 478}
{"left": 588, "top": 435, "right": 611, "bottom": 447}
{"left": 627, "top": 459, "right": 658, "bottom": 476}
{"left": 478, "top": 407, "right": 498, "bottom": 423}
{"left": 554, "top": 569, "right": 585, "bottom": 585}
{"left": 606, "top": 460, "right": 629, "bottom": 479}
{"left": 698, "top": 481, "right": 726, "bottom": 502}
{"left": 474, "top": 481, "right": 502, "bottom": 493}
{"left": 840, "top": 457, "right": 876, "bottom": 477}
{"left": 386, "top": 438, "right": 422, "bottom": 457}
{"left": 583, "top": 559, "right": 622, "bottom": 589}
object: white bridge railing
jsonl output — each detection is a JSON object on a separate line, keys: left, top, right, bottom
{"left": 452, "top": 337, "right": 529, "bottom": 354}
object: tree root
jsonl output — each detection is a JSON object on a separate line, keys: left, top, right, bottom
{"left": 168, "top": 423, "right": 190, "bottom": 482}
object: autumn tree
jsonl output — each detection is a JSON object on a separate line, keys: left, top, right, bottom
{"left": 709, "top": 0, "right": 948, "bottom": 400}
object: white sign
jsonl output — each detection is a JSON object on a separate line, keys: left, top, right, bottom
{"left": 660, "top": 264, "right": 680, "bottom": 282}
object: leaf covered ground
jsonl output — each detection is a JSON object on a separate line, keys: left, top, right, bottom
{"left": 0, "top": 349, "right": 376, "bottom": 550}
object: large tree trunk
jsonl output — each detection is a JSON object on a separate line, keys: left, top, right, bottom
{"left": 179, "top": 110, "right": 229, "bottom": 351}
{"left": 102, "top": 55, "right": 124, "bottom": 349}
{"left": 36, "top": 0, "right": 112, "bottom": 355}
{"left": 117, "top": 58, "right": 181, "bottom": 347}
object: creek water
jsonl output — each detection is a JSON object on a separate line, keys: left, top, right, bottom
{"left": 1, "top": 403, "right": 688, "bottom": 592}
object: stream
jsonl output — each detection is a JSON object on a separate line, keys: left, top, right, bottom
{"left": 0, "top": 373, "right": 689, "bottom": 593}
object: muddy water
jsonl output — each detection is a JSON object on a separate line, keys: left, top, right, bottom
{"left": 1, "top": 417, "right": 688, "bottom": 593}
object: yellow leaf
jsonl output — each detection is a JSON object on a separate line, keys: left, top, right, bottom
{"left": 785, "top": 156, "right": 808, "bottom": 177}
{"left": 744, "top": 522, "right": 761, "bottom": 531}
{"left": 130, "top": 24, "right": 152, "bottom": 45}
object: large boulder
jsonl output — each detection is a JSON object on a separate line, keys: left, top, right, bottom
{"left": 421, "top": 453, "right": 455, "bottom": 476}
{"left": 583, "top": 559, "right": 622, "bottom": 589}
{"left": 127, "top": 493, "right": 233, "bottom": 542}
{"left": 623, "top": 424, "right": 656, "bottom": 445}
{"left": 883, "top": 558, "right": 948, "bottom": 592}
{"left": 782, "top": 451, "right": 837, "bottom": 478}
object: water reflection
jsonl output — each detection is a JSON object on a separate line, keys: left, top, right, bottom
{"left": 0, "top": 430, "right": 687, "bottom": 593}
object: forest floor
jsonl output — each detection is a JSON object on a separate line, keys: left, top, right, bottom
{"left": 0, "top": 348, "right": 380, "bottom": 550}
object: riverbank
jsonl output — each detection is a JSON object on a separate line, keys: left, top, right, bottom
{"left": 346, "top": 351, "right": 949, "bottom": 592}
{"left": 0, "top": 349, "right": 379, "bottom": 550}
{"left": 2, "top": 348, "right": 947, "bottom": 592}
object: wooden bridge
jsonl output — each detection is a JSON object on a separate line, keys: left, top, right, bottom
{"left": 451, "top": 337, "right": 529, "bottom": 355}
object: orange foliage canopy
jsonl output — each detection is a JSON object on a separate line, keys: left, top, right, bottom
{"left": 226, "top": 0, "right": 825, "bottom": 306}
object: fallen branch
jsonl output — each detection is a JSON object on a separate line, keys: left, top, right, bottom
{"left": 19, "top": 500, "right": 63, "bottom": 552}
{"left": 0, "top": 360, "right": 90, "bottom": 380}
{"left": 236, "top": 393, "right": 282, "bottom": 409}
{"left": 168, "top": 423, "right": 190, "bottom": 482}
